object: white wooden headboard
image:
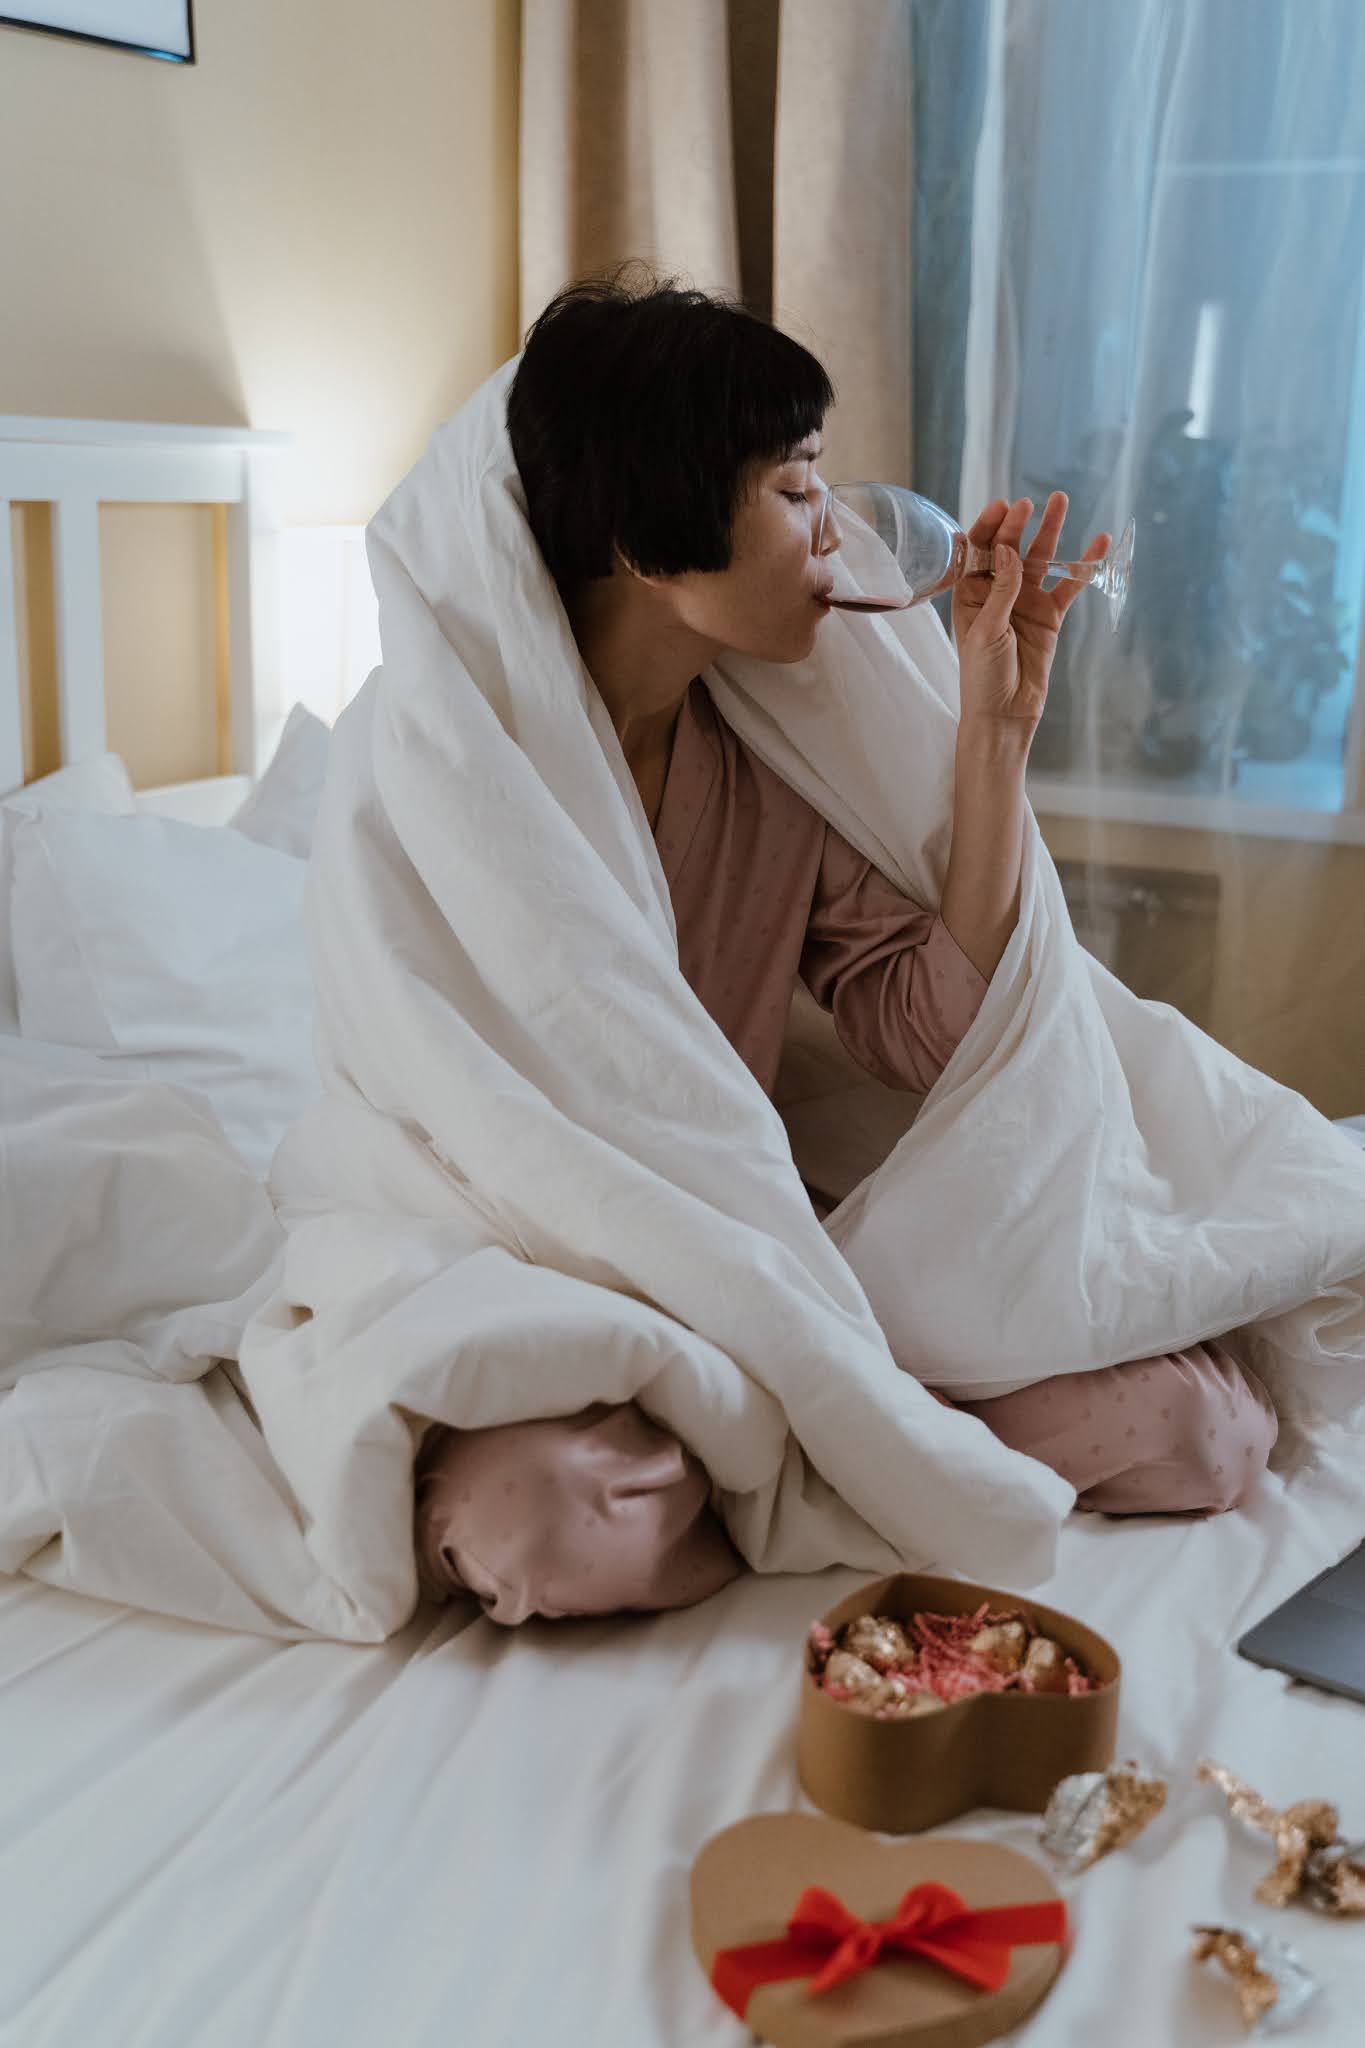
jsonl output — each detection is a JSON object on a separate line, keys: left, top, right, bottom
{"left": 0, "top": 416, "right": 292, "bottom": 805}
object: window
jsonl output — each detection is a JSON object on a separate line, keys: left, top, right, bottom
{"left": 913, "top": 0, "right": 1365, "bottom": 840}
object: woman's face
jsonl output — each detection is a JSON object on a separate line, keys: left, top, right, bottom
{"left": 657, "top": 434, "right": 840, "bottom": 663}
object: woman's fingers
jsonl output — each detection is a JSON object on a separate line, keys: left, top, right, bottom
{"left": 964, "top": 498, "right": 1011, "bottom": 546}
{"left": 978, "top": 539, "right": 1024, "bottom": 635}
{"left": 998, "top": 498, "right": 1034, "bottom": 553}
{"left": 992, "top": 497, "right": 1033, "bottom": 551}
{"left": 1054, "top": 532, "right": 1111, "bottom": 617}
{"left": 961, "top": 499, "right": 1033, "bottom": 616}
{"left": 1022, "top": 491, "right": 1069, "bottom": 582}
{"left": 963, "top": 489, "right": 1111, "bottom": 630}
{"left": 965, "top": 496, "right": 1033, "bottom": 551}
{"left": 972, "top": 489, "right": 1085, "bottom": 572}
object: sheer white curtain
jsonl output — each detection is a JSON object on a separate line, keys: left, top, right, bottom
{"left": 930, "top": 0, "right": 1365, "bottom": 1115}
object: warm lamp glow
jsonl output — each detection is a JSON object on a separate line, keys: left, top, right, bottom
{"left": 279, "top": 526, "right": 381, "bottom": 728}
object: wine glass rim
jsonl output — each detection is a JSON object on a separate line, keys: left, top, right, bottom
{"left": 828, "top": 480, "right": 922, "bottom": 495}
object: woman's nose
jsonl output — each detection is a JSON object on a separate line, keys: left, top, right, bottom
{"left": 814, "top": 484, "right": 842, "bottom": 557}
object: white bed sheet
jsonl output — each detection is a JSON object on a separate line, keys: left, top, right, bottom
{"left": 4, "top": 1419, "right": 1365, "bottom": 2048}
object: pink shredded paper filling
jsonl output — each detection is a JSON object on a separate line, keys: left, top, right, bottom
{"left": 807, "top": 1603, "right": 1098, "bottom": 1703}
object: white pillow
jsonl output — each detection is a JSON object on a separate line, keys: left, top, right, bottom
{"left": 0, "top": 753, "right": 136, "bottom": 1033}
{"left": 229, "top": 702, "right": 331, "bottom": 859}
{"left": 10, "top": 809, "right": 320, "bottom": 1175}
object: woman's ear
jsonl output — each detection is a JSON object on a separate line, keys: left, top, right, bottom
{"left": 613, "top": 542, "right": 664, "bottom": 589}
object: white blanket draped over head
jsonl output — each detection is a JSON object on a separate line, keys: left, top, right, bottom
{"left": 221, "top": 358, "right": 1363, "bottom": 1642}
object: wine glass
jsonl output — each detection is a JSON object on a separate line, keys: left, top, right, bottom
{"left": 817, "top": 482, "right": 1136, "bottom": 633}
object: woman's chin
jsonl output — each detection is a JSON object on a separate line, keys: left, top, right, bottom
{"left": 751, "top": 621, "right": 826, "bottom": 665}
{"left": 716, "top": 611, "right": 826, "bottom": 665}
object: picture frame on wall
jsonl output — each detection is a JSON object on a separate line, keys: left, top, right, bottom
{"left": 0, "top": 1, "right": 194, "bottom": 63}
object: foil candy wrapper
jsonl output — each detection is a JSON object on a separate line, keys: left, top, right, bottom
{"left": 820, "top": 1647, "right": 944, "bottom": 1718}
{"left": 841, "top": 1614, "right": 913, "bottom": 1672}
{"left": 1197, "top": 1758, "right": 1365, "bottom": 1916}
{"left": 808, "top": 1606, "right": 1098, "bottom": 1709}
{"left": 965, "top": 1619, "right": 1029, "bottom": 1674}
{"left": 822, "top": 1649, "right": 883, "bottom": 1697}
{"left": 1040, "top": 1759, "right": 1168, "bottom": 1871}
{"left": 1021, "top": 1634, "right": 1072, "bottom": 1694}
{"left": 1190, "top": 1924, "right": 1321, "bottom": 2034}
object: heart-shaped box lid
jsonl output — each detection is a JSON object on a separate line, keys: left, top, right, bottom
{"left": 691, "top": 1811, "right": 1066, "bottom": 2048}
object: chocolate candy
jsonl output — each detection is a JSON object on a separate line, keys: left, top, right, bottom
{"left": 878, "top": 1688, "right": 945, "bottom": 1720}
{"left": 1198, "top": 1758, "right": 1365, "bottom": 1917}
{"left": 823, "top": 1650, "right": 884, "bottom": 1698}
{"left": 841, "top": 1613, "right": 913, "bottom": 1672}
{"left": 1040, "top": 1760, "right": 1168, "bottom": 1871}
{"left": 1021, "top": 1635, "right": 1071, "bottom": 1694}
{"left": 1190, "top": 1924, "right": 1321, "bottom": 2032}
{"left": 966, "top": 1619, "right": 1029, "bottom": 1674}
{"left": 811, "top": 1603, "right": 1097, "bottom": 1711}
{"left": 822, "top": 1657, "right": 942, "bottom": 1720}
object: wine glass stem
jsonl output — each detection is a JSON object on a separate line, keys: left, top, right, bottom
{"left": 964, "top": 541, "right": 1106, "bottom": 590}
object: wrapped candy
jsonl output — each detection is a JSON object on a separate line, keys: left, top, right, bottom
{"left": 807, "top": 1604, "right": 1098, "bottom": 1712}
{"left": 966, "top": 1619, "right": 1029, "bottom": 1674}
{"left": 1021, "top": 1635, "right": 1072, "bottom": 1694}
{"left": 820, "top": 1651, "right": 946, "bottom": 1720}
{"left": 820, "top": 1651, "right": 923, "bottom": 1719}
{"left": 1040, "top": 1759, "right": 1168, "bottom": 1872}
{"left": 822, "top": 1649, "right": 883, "bottom": 1698}
{"left": 841, "top": 1614, "right": 913, "bottom": 1672}
{"left": 875, "top": 1688, "right": 944, "bottom": 1720}
{"left": 1197, "top": 1758, "right": 1365, "bottom": 1916}
{"left": 1190, "top": 1924, "right": 1321, "bottom": 2033}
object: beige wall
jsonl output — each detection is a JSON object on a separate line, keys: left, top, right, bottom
{"left": 2, "top": 0, "right": 519, "bottom": 781}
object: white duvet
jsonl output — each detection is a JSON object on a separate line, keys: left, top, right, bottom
{"left": 2, "top": 361, "right": 1364, "bottom": 1643}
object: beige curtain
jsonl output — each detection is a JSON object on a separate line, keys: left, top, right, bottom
{"left": 518, "top": 0, "right": 914, "bottom": 484}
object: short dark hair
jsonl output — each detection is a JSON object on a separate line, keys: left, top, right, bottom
{"left": 507, "top": 269, "right": 834, "bottom": 588}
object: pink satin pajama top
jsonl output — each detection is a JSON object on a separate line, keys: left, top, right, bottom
{"left": 653, "top": 677, "right": 988, "bottom": 1099}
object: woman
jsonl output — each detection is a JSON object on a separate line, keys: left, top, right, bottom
{"left": 413, "top": 276, "right": 1276, "bottom": 1623}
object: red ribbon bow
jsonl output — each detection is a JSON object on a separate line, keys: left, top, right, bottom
{"left": 711, "top": 1880, "right": 1067, "bottom": 2018}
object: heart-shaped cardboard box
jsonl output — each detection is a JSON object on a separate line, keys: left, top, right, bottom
{"left": 798, "top": 1573, "right": 1120, "bottom": 1833}
{"left": 691, "top": 1811, "right": 1066, "bottom": 2048}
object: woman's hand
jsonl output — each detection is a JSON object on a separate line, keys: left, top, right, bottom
{"left": 941, "top": 494, "right": 1108, "bottom": 978}
{"left": 951, "top": 493, "right": 1109, "bottom": 734}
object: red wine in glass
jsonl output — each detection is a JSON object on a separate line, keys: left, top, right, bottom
{"left": 823, "top": 592, "right": 913, "bottom": 613}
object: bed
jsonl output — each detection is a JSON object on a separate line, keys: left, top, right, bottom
{"left": 3, "top": 418, "right": 1365, "bottom": 2048}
